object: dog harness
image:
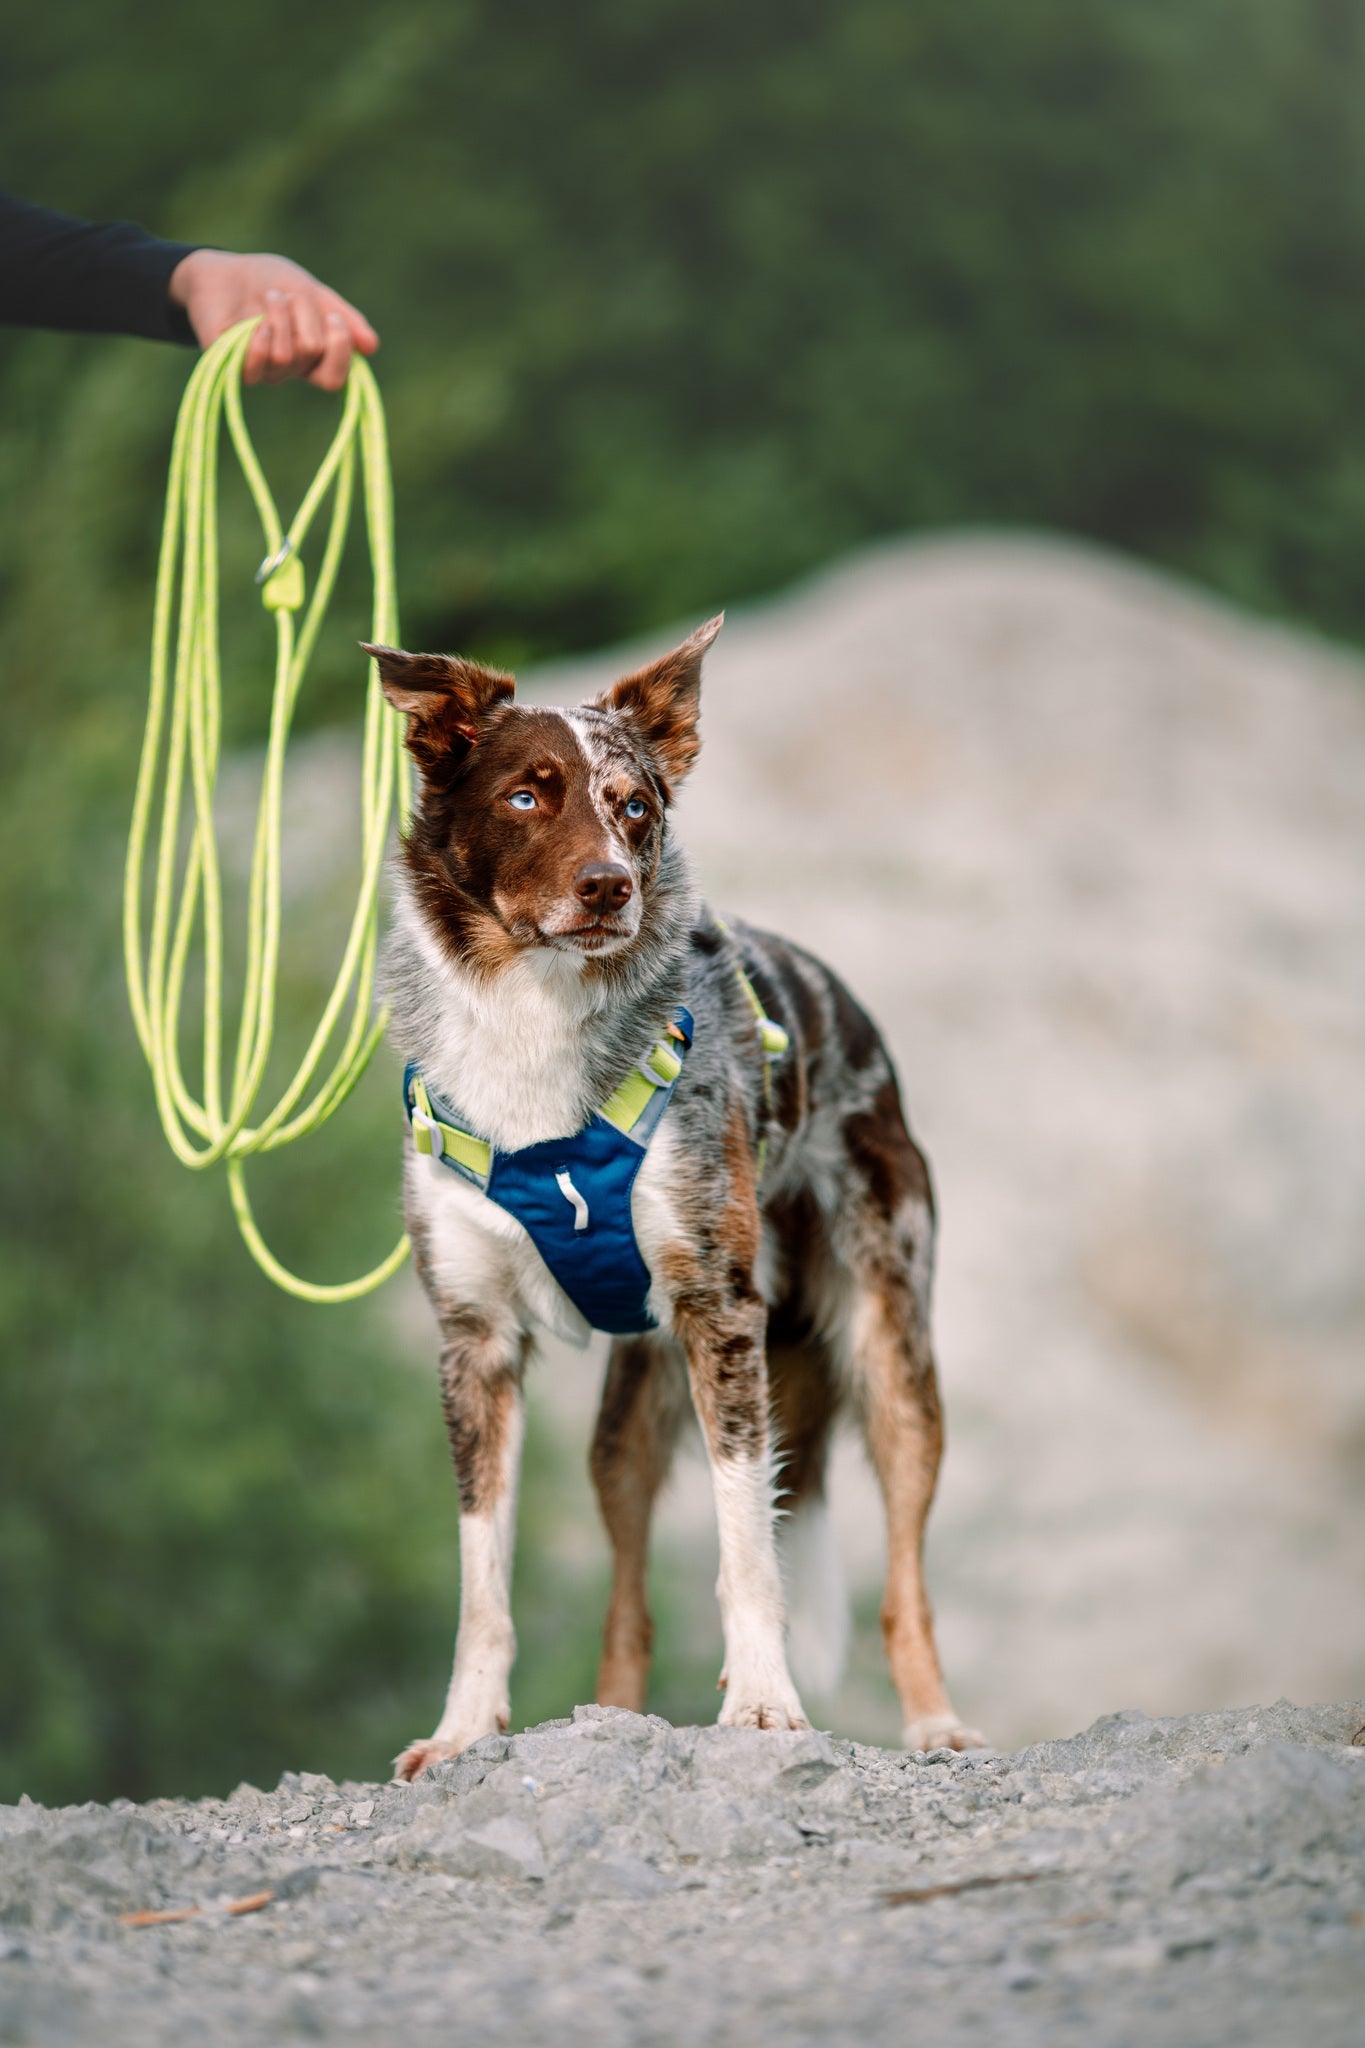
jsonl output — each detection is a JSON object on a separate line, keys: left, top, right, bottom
{"left": 403, "top": 954, "right": 789, "bottom": 1336}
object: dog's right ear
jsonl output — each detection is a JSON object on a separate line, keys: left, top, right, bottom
{"left": 363, "top": 644, "right": 515, "bottom": 786}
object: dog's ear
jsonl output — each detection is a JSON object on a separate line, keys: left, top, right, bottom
{"left": 363, "top": 644, "right": 515, "bottom": 786}
{"left": 594, "top": 613, "right": 723, "bottom": 795}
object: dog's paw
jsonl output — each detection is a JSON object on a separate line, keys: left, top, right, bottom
{"left": 391, "top": 1737, "right": 465, "bottom": 1782}
{"left": 391, "top": 1715, "right": 506, "bottom": 1783}
{"left": 719, "top": 1683, "right": 810, "bottom": 1733}
{"left": 903, "top": 1713, "right": 988, "bottom": 1753}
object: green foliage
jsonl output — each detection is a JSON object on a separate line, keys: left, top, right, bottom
{"left": 3, "top": 0, "right": 1365, "bottom": 1799}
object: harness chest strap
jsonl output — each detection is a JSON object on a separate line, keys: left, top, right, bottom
{"left": 408, "top": 969, "right": 784, "bottom": 1176}
{"left": 404, "top": 1010, "right": 694, "bottom": 1337}
{"left": 407, "top": 1023, "right": 688, "bottom": 1175}
{"left": 402, "top": 961, "right": 788, "bottom": 1337}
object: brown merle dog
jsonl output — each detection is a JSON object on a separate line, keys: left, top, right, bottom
{"left": 369, "top": 616, "right": 982, "bottom": 1780}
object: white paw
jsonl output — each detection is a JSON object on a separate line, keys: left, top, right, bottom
{"left": 719, "top": 1674, "right": 810, "bottom": 1732}
{"left": 903, "top": 1712, "right": 987, "bottom": 1753}
{"left": 392, "top": 1736, "right": 465, "bottom": 1782}
{"left": 391, "top": 1708, "right": 508, "bottom": 1782}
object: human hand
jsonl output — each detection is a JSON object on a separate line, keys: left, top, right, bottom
{"left": 167, "top": 249, "right": 378, "bottom": 391}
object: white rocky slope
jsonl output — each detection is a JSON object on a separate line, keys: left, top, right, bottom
{"left": 512, "top": 534, "right": 1365, "bottom": 1747}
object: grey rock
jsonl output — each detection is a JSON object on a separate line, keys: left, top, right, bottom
{"left": 1109, "top": 1741, "right": 1365, "bottom": 1886}
{"left": 2, "top": 1700, "right": 1363, "bottom": 2047}
{"left": 397, "top": 1788, "right": 548, "bottom": 1883}
{"left": 651, "top": 1786, "right": 803, "bottom": 1862}
{"left": 570, "top": 1852, "right": 674, "bottom": 1900}
{"left": 688, "top": 1725, "right": 842, "bottom": 1790}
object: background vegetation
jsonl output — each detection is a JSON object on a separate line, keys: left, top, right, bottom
{"left": 4, "top": 0, "right": 1365, "bottom": 1802}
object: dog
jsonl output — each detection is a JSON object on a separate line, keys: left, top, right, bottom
{"left": 366, "top": 615, "right": 982, "bottom": 1780}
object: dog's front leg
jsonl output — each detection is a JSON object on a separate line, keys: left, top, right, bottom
{"left": 680, "top": 1289, "right": 809, "bottom": 1733}
{"left": 393, "top": 1313, "right": 528, "bottom": 1782}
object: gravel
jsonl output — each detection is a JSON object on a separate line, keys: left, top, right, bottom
{"left": 3, "top": 1699, "right": 1362, "bottom": 2046}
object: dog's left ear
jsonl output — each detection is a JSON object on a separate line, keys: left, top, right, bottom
{"left": 363, "top": 643, "right": 515, "bottom": 788}
{"left": 594, "top": 613, "right": 723, "bottom": 795}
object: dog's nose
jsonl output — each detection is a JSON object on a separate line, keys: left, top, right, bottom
{"left": 574, "top": 861, "right": 633, "bottom": 912}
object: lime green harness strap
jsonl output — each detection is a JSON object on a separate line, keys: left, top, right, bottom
{"left": 124, "top": 317, "right": 412, "bottom": 1303}
{"left": 408, "top": 1075, "right": 494, "bottom": 1179}
{"left": 712, "top": 918, "right": 789, "bottom": 1180}
{"left": 408, "top": 1029, "right": 686, "bottom": 1176}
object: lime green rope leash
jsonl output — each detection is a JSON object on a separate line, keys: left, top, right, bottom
{"left": 124, "top": 316, "right": 412, "bottom": 1303}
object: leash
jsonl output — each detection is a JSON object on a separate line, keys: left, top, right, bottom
{"left": 123, "top": 316, "right": 412, "bottom": 1303}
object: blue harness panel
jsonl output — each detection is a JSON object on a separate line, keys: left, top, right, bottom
{"left": 404, "top": 1007, "right": 694, "bottom": 1337}
{"left": 487, "top": 1117, "right": 656, "bottom": 1335}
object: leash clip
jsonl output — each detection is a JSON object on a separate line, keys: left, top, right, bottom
{"left": 254, "top": 537, "right": 295, "bottom": 586}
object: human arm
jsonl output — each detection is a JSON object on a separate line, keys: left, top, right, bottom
{"left": 0, "top": 191, "right": 378, "bottom": 388}
{"left": 0, "top": 190, "right": 196, "bottom": 343}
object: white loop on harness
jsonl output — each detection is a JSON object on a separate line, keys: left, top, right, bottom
{"left": 555, "top": 1169, "right": 590, "bottom": 1233}
{"left": 413, "top": 1108, "right": 444, "bottom": 1162}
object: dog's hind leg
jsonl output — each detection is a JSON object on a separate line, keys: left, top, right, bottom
{"left": 769, "top": 1337, "right": 848, "bottom": 1701}
{"left": 845, "top": 1180, "right": 984, "bottom": 1753}
{"left": 590, "top": 1335, "right": 689, "bottom": 1711}
{"left": 393, "top": 1310, "right": 530, "bottom": 1782}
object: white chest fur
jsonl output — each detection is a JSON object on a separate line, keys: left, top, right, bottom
{"left": 394, "top": 896, "right": 688, "bottom": 1343}
{"left": 397, "top": 897, "right": 604, "bottom": 1150}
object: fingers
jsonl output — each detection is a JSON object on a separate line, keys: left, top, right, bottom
{"left": 308, "top": 311, "right": 354, "bottom": 393}
{"left": 241, "top": 287, "right": 378, "bottom": 389}
{"left": 242, "top": 292, "right": 294, "bottom": 385}
{"left": 195, "top": 251, "right": 376, "bottom": 389}
{"left": 337, "top": 297, "right": 380, "bottom": 357}
{"left": 286, "top": 290, "right": 328, "bottom": 379}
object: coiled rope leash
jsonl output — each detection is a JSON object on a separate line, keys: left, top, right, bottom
{"left": 124, "top": 316, "right": 411, "bottom": 1302}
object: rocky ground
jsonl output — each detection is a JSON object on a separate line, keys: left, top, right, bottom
{"left": 3, "top": 1700, "right": 1362, "bottom": 2047}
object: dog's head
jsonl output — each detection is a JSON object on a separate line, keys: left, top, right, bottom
{"left": 366, "top": 614, "right": 720, "bottom": 969}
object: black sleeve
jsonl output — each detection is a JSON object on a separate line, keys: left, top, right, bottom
{"left": 0, "top": 191, "right": 201, "bottom": 344}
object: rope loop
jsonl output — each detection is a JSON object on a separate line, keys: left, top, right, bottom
{"left": 124, "top": 317, "right": 411, "bottom": 1302}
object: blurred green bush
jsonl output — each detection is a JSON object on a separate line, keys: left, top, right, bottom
{"left": 4, "top": 0, "right": 1365, "bottom": 1800}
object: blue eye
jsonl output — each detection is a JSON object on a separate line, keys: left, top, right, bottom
{"left": 508, "top": 790, "right": 537, "bottom": 811}
{"left": 624, "top": 797, "right": 647, "bottom": 819}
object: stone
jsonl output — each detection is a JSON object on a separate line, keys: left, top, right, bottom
{"left": 2, "top": 1700, "right": 1363, "bottom": 2045}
